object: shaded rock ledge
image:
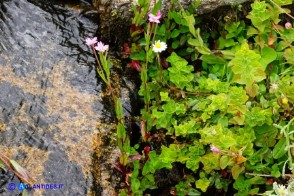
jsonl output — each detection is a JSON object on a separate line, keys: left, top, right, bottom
{"left": 91, "top": 0, "right": 252, "bottom": 45}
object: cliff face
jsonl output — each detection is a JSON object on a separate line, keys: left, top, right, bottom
{"left": 93, "top": 0, "right": 252, "bottom": 13}
{"left": 197, "top": 0, "right": 251, "bottom": 13}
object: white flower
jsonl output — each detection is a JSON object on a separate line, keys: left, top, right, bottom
{"left": 273, "top": 182, "right": 289, "bottom": 196}
{"left": 152, "top": 40, "right": 167, "bottom": 53}
{"left": 210, "top": 129, "right": 216, "bottom": 135}
{"left": 270, "top": 83, "right": 279, "bottom": 90}
{"left": 277, "top": 185, "right": 288, "bottom": 195}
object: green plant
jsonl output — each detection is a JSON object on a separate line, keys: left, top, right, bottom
{"left": 86, "top": 38, "right": 140, "bottom": 193}
{"left": 121, "top": 0, "right": 294, "bottom": 195}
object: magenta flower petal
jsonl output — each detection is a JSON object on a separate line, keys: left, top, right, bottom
{"left": 148, "top": 10, "right": 162, "bottom": 23}
{"left": 94, "top": 41, "right": 109, "bottom": 52}
{"left": 210, "top": 145, "right": 221, "bottom": 153}
{"left": 128, "top": 154, "right": 142, "bottom": 162}
{"left": 85, "top": 37, "right": 98, "bottom": 46}
{"left": 156, "top": 10, "right": 162, "bottom": 18}
{"left": 285, "top": 22, "right": 292, "bottom": 29}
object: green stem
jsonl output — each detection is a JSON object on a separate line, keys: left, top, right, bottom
{"left": 269, "top": 0, "right": 294, "bottom": 20}
{"left": 141, "top": 23, "right": 153, "bottom": 133}
{"left": 152, "top": 23, "right": 158, "bottom": 44}
{"left": 285, "top": 118, "right": 294, "bottom": 171}
{"left": 157, "top": 54, "right": 163, "bottom": 82}
{"left": 91, "top": 45, "right": 103, "bottom": 74}
{"left": 277, "top": 118, "right": 294, "bottom": 173}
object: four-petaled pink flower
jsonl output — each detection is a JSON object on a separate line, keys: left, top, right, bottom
{"left": 128, "top": 154, "right": 142, "bottom": 162}
{"left": 210, "top": 145, "right": 221, "bottom": 153}
{"left": 285, "top": 22, "right": 292, "bottom": 29}
{"left": 85, "top": 37, "right": 98, "bottom": 46}
{"left": 95, "top": 41, "right": 109, "bottom": 52}
{"left": 148, "top": 10, "right": 162, "bottom": 23}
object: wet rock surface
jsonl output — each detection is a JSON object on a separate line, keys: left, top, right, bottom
{"left": 0, "top": 0, "right": 136, "bottom": 195}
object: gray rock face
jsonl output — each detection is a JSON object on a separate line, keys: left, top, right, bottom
{"left": 92, "top": 0, "right": 252, "bottom": 44}
{"left": 197, "top": 0, "right": 251, "bottom": 13}
{"left": 94, "top": 0, "right": 252, "bottom": 13}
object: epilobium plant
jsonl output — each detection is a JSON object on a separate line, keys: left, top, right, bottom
{"left": 86, "top": 38, "right": 137, "bottom": 185}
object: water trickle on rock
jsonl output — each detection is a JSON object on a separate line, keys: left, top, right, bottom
{"left": 0, "top": 0, "right": 134, "bottom": 195}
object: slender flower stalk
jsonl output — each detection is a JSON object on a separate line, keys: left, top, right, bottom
{"left": 156, "top": 54, "right": 163, "bottom": 82}
{"left": 140, "top": 22, "right": 153, "bottom": 135}
{"left": 90, "top": 43, "right": 104, "bottom": 79}
{"left": 148, "top": 10, "right": 162, "bottom": 43}
{"left": 86, "top": 37, "right": 129, "bottom": 168}
{"left": 140, "top": 11, "right": 164, "bottom": 134}
{"left": 86, "top": 38, "right": 115, "bottom": 102}
{"left": 86, "top": 37, "right": 103, "bottom": 75}
{"left": 151, "top": 23, "right": 158, "bottom": 44}
{"left": 273, "top": 118, "right": 294, "bottom": 174}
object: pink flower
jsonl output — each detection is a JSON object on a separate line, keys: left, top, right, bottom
{"left": 128, "top": 154, "right": 142, "bottom": 162}
{"left": 148, "top": 10, "right": 162, "bottom": 23}
{"left": 85, "top": 37, "right": 98, "bottom": 46}
{"left": 210, "top": 145, "right": 221, "bottom": 153}
{"left": 95, "top": 41, "right": 109, "bottom": 52}
{"left": 285, "top": 22, "right": 292, "bottom": 29}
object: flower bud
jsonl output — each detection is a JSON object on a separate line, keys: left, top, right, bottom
{"left": 285, "top": 22, "right": 292, "bottom": 29}
{"left": 282, "top": 97, "right": 288, "bottom": 105}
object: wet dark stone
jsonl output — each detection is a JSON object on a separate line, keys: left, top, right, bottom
{"left": 0, "top": 82, "right": 29, "bottom": 121}
{"left": 42, "top": 150, "right": 87, "bottom": 196}
{"left": 68, "top": 61, "right": 101, "bottom": 94}
{"left": 0, "top": 0, "right": 133, "bottom": 195}
{"left": 0, "top": 170, "right": 22, "bottom": 196}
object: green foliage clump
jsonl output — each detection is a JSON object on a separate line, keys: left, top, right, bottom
{"left": 120, "top": 0, "right": 294, "bottom": 195}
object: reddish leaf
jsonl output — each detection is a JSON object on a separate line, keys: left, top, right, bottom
{"left": 144, "top": 132, "right": 151, "bottom": 139}
{"left": 233, "top": 154, "right": 247, "bottom": 165}
{"left": 160, "top": 57, "right": 169, "bottom": 68}
{"left": 122, "top": 43, "right": 131, "bottom": 56}
{"left": 144, "top": 146, "right": 151, "bottom": 156}
{"left": 268, "top": 36, "right": 276, "bottom": 46}
{"left": 0, "top": 153, "right": 35, "bottom": 185}
{"left": 220, "top": 170, "right": 228, "bottom": 178}
{"left": 131, "top": 60, "right": 142, "bottom": 72}
{"left": 266, "top": 178, "right": 274, "bottom": 185}
{"left": 128, "top": 154, "right": 142, "bottom": 162}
